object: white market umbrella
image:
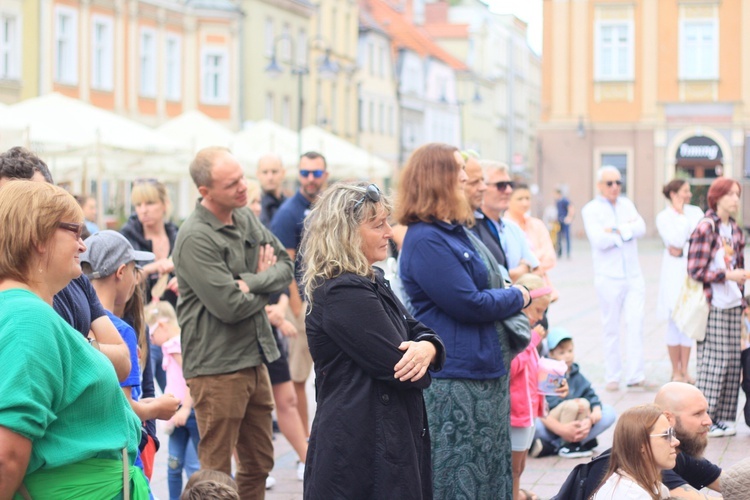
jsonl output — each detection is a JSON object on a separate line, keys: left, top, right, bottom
{"left": 233, "top": 120, "right": 300, "bottom": 176}
{"left": 157, "top": 109, "right": 234, "bottom": 153}
{"left": 300, "top": 125, "right": 392, "bottom": 180}
{"left": 3, "top": 92, "right": 182, "bottom": 155}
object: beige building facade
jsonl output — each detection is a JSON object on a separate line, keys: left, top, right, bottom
{"left": 241, "top": 0, "right": 314, "bottom": 135}
{"left": 539, "top": 0, "right": 749, "bottom": 234}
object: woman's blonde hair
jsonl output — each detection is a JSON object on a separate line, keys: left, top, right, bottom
{"left": 245, "top": 179, "right": 261, "bottom": 204}
{"left": 597, "top": 404, "right": 665, "bottom": 500}
{"left": 124, "top": 269, "right": 149, "bottom": 369}
{"left": 131, "top": 179, "right": 172, "bottom": 219}
{"left": 145, "top": 300, "right": 179, "bottom": 330}
{"left": 0, "top": 181, "right": 82, "bottom": 284}
{"left": 300, "top": 182, "right": 392, "bottom": 306}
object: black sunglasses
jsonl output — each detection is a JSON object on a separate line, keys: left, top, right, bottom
{"left": 299, "top": 169, "right": 325, "bottom": 178}
{"left": 58, "top": 222, "right": 84, "bottom": 239}
{"left": 494, "top": 181, "right": 514, "bottom": 191}
{"left": 605, "top": 180, "right": 622, "bottom": 187}
{"left": 351, "top": 184, "right": 381, "bottom": 213}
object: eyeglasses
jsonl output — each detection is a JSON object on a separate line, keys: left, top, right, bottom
{"left": 351, "top": 184, "right": 381, "bottom": 213}
{"left": 58, "top": 222, "right": 84, "bottom": 239}
{"left": 299, "top": 169, "right": 325, "bottom": 178}
{"left": 605, "top": 180, "right": 623, "bottom": 187}
{"left": 493, "top": 181, "right": 514, "bottom": 191}
{"left": 650, "top": 427, "right": 677, "bottom": 442}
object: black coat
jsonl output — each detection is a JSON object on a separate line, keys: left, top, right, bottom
{"left": 120, "top": 214, "right": 179, "bottom": 304}
{"left": 304, "top": 269, "right": 446, "bottom": 500}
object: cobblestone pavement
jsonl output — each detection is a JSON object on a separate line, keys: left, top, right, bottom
{"left": 149, "top": 237, "right": 747, "bottom": 499}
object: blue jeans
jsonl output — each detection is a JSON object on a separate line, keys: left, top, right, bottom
{"left": 557, "top": 223, "right": 571, "bottom": 257}
{"left": 149, "top": 338, "right": 167, "bottom": 393}
{"left": 534, "top": 403, "right": 616, "bottom": 449}
{"left": 168, "top": 411, "right": 201, "bottom": 500}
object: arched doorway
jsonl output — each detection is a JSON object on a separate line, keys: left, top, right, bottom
{"left": 672, "top": 135, "right": 725, "bottom": 211}
{"left": 675, "top": 135, "right": 723, "bottom": 210}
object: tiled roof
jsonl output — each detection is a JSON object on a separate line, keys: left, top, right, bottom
{"left": 359, "top": 7, "right": 389, "bottom": 36}
{"left": 362, "top": 0, "right": 467, "bottom": 70}
{"left": 422, "top": 23, "right": 469, "bottom": 39}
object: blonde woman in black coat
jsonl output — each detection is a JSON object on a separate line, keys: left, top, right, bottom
{"left": 300, "top": 182, "right": 446, "bottom": 499}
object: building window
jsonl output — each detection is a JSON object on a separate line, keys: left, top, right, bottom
{"left": 330, "top": 83, "right": 337, "bottom": 131}
{"left": 265, "top": 93, "right": 274, "bottom": 120}
{"left": 281, "top": 23, "right": 291, "bottom": 61}
{"left": 282, "top": 96, "right": 291, "bottom": 127}
{"left": 164, "top": 34, "right": 182, "bottom": 101}
{"left": 379, "top": 103, "right": 384, "bottom": 134}
{"left": 601, "top": 153, "right": 628, "bottom": 195}
{"left": 358, "top": 98, "right": 364, "bottom": 132}
{"left": 201, "top": 48, "right": 229, "bottom": 105}
{"left": 368, "top": 101, "right": 374, "bottom": 132}
{"left": 379, "top": 45, "right": 386, "bottom": 77}
{"left": 368, "top": 41, "right": 374, "bottom": 75}
{"left": 0, "top": 14, "right": 20, "bottom": 80}
{"left": 680, "top": 20, "right": 718, "bottom": 80}
{"left": 388, "top": 105, "right": 394, "bottom": 136}
{"left": 90, "top": 16, "right": 113, "bottom": 91}
{"left": 54, "top": 6, "right": 78, "bottom": 85}
{"left": 265, "top": 18, "right": 274, "bottom": 58}
{"left": 297, "top": 28, "right": 307, "bottom": 67}
{"left": 595, "top": 21, "right": 633, "bottom": 81}
{"left": 139, "top": 28, "right": 156, "bottom": 97}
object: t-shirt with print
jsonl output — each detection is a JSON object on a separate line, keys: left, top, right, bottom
{"left": 53, "top": 275, "right": 107, "bottom": 336}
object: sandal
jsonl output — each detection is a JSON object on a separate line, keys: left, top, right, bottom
{"left": 519, "top": 489, "right": 540, "bottom": 500}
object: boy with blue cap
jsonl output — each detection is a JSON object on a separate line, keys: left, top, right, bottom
{"left": 530, "top": 327, "right": 617, "bottom": 458}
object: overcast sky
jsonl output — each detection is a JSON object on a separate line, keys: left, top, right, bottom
{"left": 486, "top": 0, "right": 543, "bottom": 55}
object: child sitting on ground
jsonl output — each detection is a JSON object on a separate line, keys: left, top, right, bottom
{"left": 146, "top": 301, "right": 201, "bottom": 500}
{"left": 530, "top": 328, "right": 617, "bottom": 459}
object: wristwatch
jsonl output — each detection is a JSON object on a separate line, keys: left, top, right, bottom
{"left": 88, "top": 338, "right": 100, "bottom": 351}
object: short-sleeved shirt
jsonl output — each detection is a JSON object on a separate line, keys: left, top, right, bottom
{"left": 52, "top": 275, "right": 107, "bottom": 336}
{"left": 106, "top": 311, "right": 142, "bottom": 401}
{"left": 271, "top": 190, "right": 311, "bottom": 254}
{"left": 162, "top": 336, "right": 187, "bottom": 404}
{"left": 662, "top": 452, "right": 722, "bottom": 491}
{"left": 0, "top": 289, "right": 141, "bottom": 472}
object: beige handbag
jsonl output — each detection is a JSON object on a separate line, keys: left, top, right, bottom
{"left": 672, "top": 275, "right": 709, "bottom": 341}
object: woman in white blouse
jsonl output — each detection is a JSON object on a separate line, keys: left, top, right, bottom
{"left": 592, "top": 405, "right": 678, "bottom": 500}
{"left": 655, "top": 179, "right": 703, "bottom": 383}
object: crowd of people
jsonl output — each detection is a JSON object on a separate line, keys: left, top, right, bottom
{"left": 1, "top": 141, "right": 749, "bottom": 500}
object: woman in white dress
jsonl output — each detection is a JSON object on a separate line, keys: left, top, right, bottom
{"left": 655, "top": 180, "right": 703, "bottom": 383}
{"left": 592, "top": 404, "right": 679, "bottom": 500}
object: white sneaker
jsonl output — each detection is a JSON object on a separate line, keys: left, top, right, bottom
{"left": 265, "top": 475, "right": 276, "bottom": 490}
{"left": 722, "top": 421, "right": 737, "bottom": 436}
{"left": 708, "top": 422, "right": 731, "bottom": 437}
{"left": 297, "top": 461, "right": 305, "bottom": 481}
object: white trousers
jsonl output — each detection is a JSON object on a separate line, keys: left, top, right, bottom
{"left": 594, "top": 275, "right": 645, "bottom": 384}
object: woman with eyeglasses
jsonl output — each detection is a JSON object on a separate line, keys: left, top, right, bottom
{"left": 687, "top": 178, "right": 746, "bottom": 437}
{"left": 299, "top": 182, "right": 445, "bottom": 499}
{"left": 397, "top": 143, "right": 530, "bottom": 499}
{"left": 655, "top": 179, "right": 704, "bottom": 384}
{"left": 592, "top": 404, "right": 678, "bottom": 499}
{"left": 0, "top": 181, "right": 149, "bottom": 498}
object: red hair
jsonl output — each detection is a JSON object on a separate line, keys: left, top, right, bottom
{"left": 707, "top": 178, "right": 740, "bottom": 211}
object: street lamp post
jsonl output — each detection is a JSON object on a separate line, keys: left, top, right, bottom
{"left": 265, "top": 35, "right": 339, "bottom": 157}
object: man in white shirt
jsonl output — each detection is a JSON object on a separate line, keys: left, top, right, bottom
{"left": 582, "top": 166, "right": 647, "bottom": 391}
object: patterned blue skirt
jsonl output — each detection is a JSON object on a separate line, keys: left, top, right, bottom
{"left": 425, "top": 375, "right": 512, "bottom": 500}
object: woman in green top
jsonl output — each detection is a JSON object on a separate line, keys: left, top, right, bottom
{"left": 0, "top": 181, "right": 148, "bottom": 499}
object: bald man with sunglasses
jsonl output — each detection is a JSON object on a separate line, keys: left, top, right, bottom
{"left": 581, "top": 166, "right": 647, "bottom": 393}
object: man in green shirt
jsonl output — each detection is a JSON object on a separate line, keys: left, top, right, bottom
{"left": 173, "top": 147, "right": 294, "bottom": 499}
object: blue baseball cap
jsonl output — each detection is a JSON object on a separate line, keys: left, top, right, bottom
{"left": 547, "top": 327, "right": 573, "bottom": 351}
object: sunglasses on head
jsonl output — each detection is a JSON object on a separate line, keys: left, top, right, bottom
{"left": 351, "top": 184, "right": 382, "bottom": 214}
{"left": 299, "top": 169, "right": 325, "bottom": 178}
{"left": 650, "top": 427, "right": 677, "bottom": 442}
{"left": 605, "top": 180, "right": 622, "bottom": 187}
{"left": 493, "top": 181, "right": 514, "bottom": 191}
